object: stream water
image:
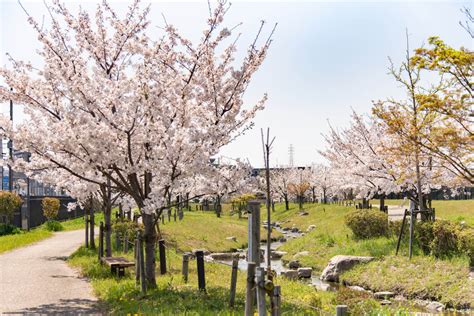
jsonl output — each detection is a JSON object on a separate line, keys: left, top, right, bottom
{"left": 210, "top": 222, "right": 473, "bottom": 315}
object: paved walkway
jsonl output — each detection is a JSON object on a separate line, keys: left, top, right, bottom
{"left": 0, "top": 230, "right": 100, "bottom": 315}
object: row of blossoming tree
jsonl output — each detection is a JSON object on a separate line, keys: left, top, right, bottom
{"left": 0, "top": 0, "right": 273, "bottom": 287}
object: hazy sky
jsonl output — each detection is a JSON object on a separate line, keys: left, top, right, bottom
{"left": 1, "top": 0, "right": 472, "bottom": 167}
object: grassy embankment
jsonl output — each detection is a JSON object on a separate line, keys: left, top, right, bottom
{"left": 273, "top": 201, "right": 474, "bottom": 308}
{"left": 366, "top": 198, "right": 474, "bottom": 225}
{"left": 0, "top": 213, "right": 104, "bottom": 254}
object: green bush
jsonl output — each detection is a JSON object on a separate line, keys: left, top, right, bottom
{"left": 415, "top": 221, "right": 434, "bottom": 255}
{"left": 430, "top": 220, "right": 459, "bottom": 258}
{"left": 112, "top": 219, "right": 142, "bottom": 243}
{"left": 42, "top": 197, "right": 60, "bottom": 221}
{"left": 0, "top": 223, "right": 21, "bottom": 236}
{"left": 345, "top": 209, "right": 388, "bottom": 239}
{"left": 0, "top": 191, "right": 22, "bottom": 223}
{"left": 45, "top": 220, "right": 64, "bottom": 232}
{"left": 457, "top": 228, "right": 474, "bottom": 267}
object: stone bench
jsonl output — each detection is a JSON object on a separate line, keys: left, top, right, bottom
{"left": 101, "top": 256, "right": 135, "bottom": 277}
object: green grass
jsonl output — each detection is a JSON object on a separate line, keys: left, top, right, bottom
{"left": 361, "top": 199, "right": 474, "bottom": 225}
{"left": 68, "top": 245, "right": 340, "bottom": 315}
{"left": 61, "top": 212, "right": 104, "bottom": 231}
{"left": 0, "top": 228, "right": 52, "bottom": 254}
{"left": 0, "top": 212, "right": 104, "bottom": 254}
{"left": 341, "top": 255, "right": 474, "bottom": 309}
{"left": 270, "top": 201, "right": 474, "bottom": 308}
{"left": 160, "top": 211, "right": 280, "bottom": 253}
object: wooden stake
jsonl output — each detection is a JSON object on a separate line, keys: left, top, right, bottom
{"left": 229, "top": 257, "right": 239, "bottom": 308}
{"left": 182, "top": 254, "right": 189, "bottom": 283}
{"left": 245, "top": 262, "right": 256, "bottom": 316}
{"left": 256, "top": 267, "right": 266, "bottom": 316}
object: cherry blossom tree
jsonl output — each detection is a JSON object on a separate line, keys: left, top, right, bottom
{"left": 0, "top": 0, "right": 273, "bottom": 286}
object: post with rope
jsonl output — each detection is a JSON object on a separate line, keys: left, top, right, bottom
{"left": 245, "top": 262, "right": 256, "bottom": 316}
{"left": 229, "top": 256, "right": 239, "bottom": 308}
{"left": 256, "top": 267, "right": 266, "bottom": 316}
{"left": 182, "top": 253, "right": 190, "bottom": 283}
{"left": 336, "top": 305, "right": 348, "bottom": 316}
{"left": 271, "top": 286, "right": 281, "bottom": 316}
{"left": 134, "top": 232, "right": 140, "bottom": 285}
{"left": 196, "top": 250, "right": 206, "bottom": 291}
{"left": 159, "top": 239, "right": 167, "bottom": 275}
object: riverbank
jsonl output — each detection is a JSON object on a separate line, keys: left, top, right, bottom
{"left": 273, "top": 202, "right": 474, "bottom": 310}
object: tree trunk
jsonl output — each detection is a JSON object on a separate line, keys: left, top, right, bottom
{"left": 142, "top": 213, "right": 157, "bottom": 288}
{"left": 323, "top": 189, "right": 327, "bottom": 204}
{"left": 379, "top": 195, "right": 385, "bottom": 212}
{"left": 284, "top": 195, "right": 289, "bottom": 210}
{"left": 89, "top": 200, "right": 96, "bottom": 249}
{"left": 298, "top": 195, "right": 303, "bottom": 210}
{"left": 104, "top": 202, "right": 112, "bottom": 257}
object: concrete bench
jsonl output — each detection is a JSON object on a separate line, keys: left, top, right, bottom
{"left": 101, "top": 257, "right": 135, "bottom": 277}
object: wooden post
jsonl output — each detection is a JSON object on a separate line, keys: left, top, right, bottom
{"left": 395, "top": 210, "right": 408, "bottom": 255}
{"left": 115, "top": 232, "right": 121, "bottom": 251}
{"left": 409, "top": 200, "right": 415, "bottom": 259}
{"left": 182, "top": 254, "right": 189, "bottom": 283}
{"left": 336, "top": 305, "right": 348, "bottom": 316}
{"left": 196, "top": 250, "right": 206, "bottom": 291}
{"left": 229, "top": 257, "right": 239, "bottom": 308}
{"left": 123, "top": 234, "right": 129, "bottom": 253}
{"left": 98, "top": 222, "right": 104, "bottom": 261}
{"left": 271, "top": 286, "right": 281, "bottom": 316}
{"left": 139, "top": 235, "right": 146, "bottom": 294}
{"left": 159, "top": 239, "right": 167, "bottom": 275}
{"left": 135, "top": 233, "right": 140, "bottom": 285}
{"left": 245, "top": 262, "right": 256, "bottom": 316}
{"left": 85, "top": 214, "right": 89, "bottom": 248}
{"left": 256, "top": 267, "right": 266, "bottom": 316}
{"left": 247, "top": 201, "right": 261, "bottom": 266}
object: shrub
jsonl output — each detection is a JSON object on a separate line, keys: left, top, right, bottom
{"left": 430, "top": 220, "right": 459, "bottom": 258}
{"left": 457, "top": 228, "right": 474, "bottom": 267}
{"left": 42, "top": 197, "right": 60, "bottom": 221}
{"left": 0, "top": 191, "right": 22, "bottom": 223}
{"left": 345, "top": 209, "right": 388, "bottom": 239}
{"left": 45, "top": 220, "right": 63, "bottom": 231}
{"left": 0, "top": 223, "right": 21, "bottom": 236}
{"left": 415, "top": 221, "right": 434, "bottom": 255}
{"left": 113, "top": 219, "right": 142, "bottom": 243}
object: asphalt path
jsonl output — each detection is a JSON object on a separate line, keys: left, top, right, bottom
{"left": 0, "top": 229, "right": 101, "bottom": 315}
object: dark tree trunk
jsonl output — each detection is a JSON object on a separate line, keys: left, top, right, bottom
{"left": 100, "top": 183, "right": 113, "bottom": 257}
{"left": 298, "top": 195, "right": 303, "bottom": 210}
{"left": 323, "top": 189, "right": 327, "bottom": 204}
{"left": 312, "top": 187, "right": 316, "bottom": 203}
{"left": 142, "top": 213, "right": 157, "bottom": 288}
{"left": 379, "top": 195, "right": 385, "bottom": 212}
{"left": 284, "top": 194, "right": 289, "bottom": 210}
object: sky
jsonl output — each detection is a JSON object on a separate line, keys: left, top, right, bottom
{"left": 0, "top": 0, "right": 472, "bottom": 168}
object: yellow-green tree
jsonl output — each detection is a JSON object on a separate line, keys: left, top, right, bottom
{"left": 42, "top": 197, "right": 60, "bottom": 221}
{"left": 0, "top": 191, "right": 22, "bottom": 223}
{"left": 410, "top": 37, "right": 473, "bottom": 183}
{"left": 372, "top": 39, "right": 436, "bottom": 214}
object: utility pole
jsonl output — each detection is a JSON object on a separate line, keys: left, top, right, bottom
{"left": 8, "top": 89, "right": 13, "bottom": 192}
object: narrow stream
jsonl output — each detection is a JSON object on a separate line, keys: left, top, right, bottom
{"left": 209, "top": 222, "right": 472, "bottom": 315}
{"left": 210, "top": 223, "right": 339, "bottom": 291}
